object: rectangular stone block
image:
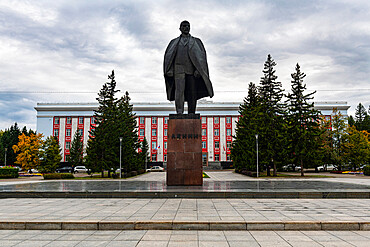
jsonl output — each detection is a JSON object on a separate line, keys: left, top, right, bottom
{"left": 0, "top": 221, "right": 25, "bottom": 230}
{"left": 247, "top": 222, "right": 284, "bottom": 230}
{"left": 173, "top": 221, "right": 209, "bottom": 230}
{"left": 167, "top": 114, "right": 202, "bottom": 186}
{"left": 99, "top": 222, "right": 135, "bottom": 230}
{"left": 26, "top": 222, "right": 61, "bottom": 230}
{"left": 62, "top": 222, "right": 98, "bottom": 230}
{"left": 135, "top": 221, "right": 172, "bottom": 230}
{"left": 321, "top": 222, "right": 360, "bottom": 230}
{"left": 284, "top": 222, "right": 321, "bottom": 230}
{"left": 210, "top": 222, "right": 246, "bottom": 230}
{"left": 360, "top": 222, "right": 370, "bottom": 230}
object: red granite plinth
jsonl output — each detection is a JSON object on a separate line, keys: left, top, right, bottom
{"left": 166, "top": 114, "right": 203, "bottom": 186}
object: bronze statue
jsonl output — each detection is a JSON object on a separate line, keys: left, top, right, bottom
{"left": 164, "top": 21, "right": 214, "bottom": 114}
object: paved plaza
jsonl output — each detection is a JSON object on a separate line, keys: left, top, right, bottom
{"left": 0, "top": 229, "right": 369, "bottom": 247}
{"left": 0, "top": 171, "right": 369, "bottom": 246}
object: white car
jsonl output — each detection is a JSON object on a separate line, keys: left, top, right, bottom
{"left": 317, "top": 164, "right": 336, "bottom": 172}
{"left": 146, "top": 166, "right": 164, "bottom": 172}
{"left": 74, "top": 166, "right": 88, "bottom": 173}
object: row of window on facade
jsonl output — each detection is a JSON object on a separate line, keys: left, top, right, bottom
{"left": 54, "top": 116, "right": 92, "bottom": 125}
{"left": 139, "top": 116, "right": 233, "bottom": 125}
{"left": 53, "top": 128, "right": 83, "bottom": 137}
{"left": 139, "top": 127, "right": 232, "bottom": 137}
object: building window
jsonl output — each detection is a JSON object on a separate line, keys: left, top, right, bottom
{"left": 202, "top": 141, "right": 206, "bottom": 149}
{"left": 214, "top": 117, "right": 219, "bottom": 124}
{"left": 54, "top": 117, "right": 59, "bottom": 125}
{"left": 163, "top": 154, "right": 167, "bottom": 162}
{"left": 140, "top": 117, "right": 145, "bottom": 124}
{"left": 151, "top": 153, "right": 157, "bottom": 161}
{"left": 140, "top": 129, "right": 144, "bottom": 136}
{"left": 164, "top": 117, "right": 169, "bottom": 124}
{"left": 66, "top": 117, "right": 72, "bottom": 124}
{"left": 227, "top": 129, "right": 231, "bottom": 136}
{"left": 66, "top": 129, "right": 71, "bottom": 137}
{"left": 152, "top": 117, "right": 157, "bottom": 124}
{"left": 66, "top": 142, "right": 71, "bottom": 150}
{"left": 215, "top": 154, "right": 219, "bottom": 161}
{"left": 78, "top": 129, "right": 83, "bottom": 136}
{"left": 53, "top": 129, "right": 59, "bottom": 137}
{"left": 164, "top": 129, "right": 167, "bottom": 136}
{"left": 214, "top": 129, "right": 219, "bottom": 136}
{"left": 152, "top": 141, "right": 157, "bottom": 150}
{"left": 202, "top": 154, "right": 207, "bottom": 164}
{"left": 226, "top": 117, "right": 231, "bottom": 124}
{"left": 91, "top": 117, "right": 95, "bottom": 124}
{"left": 164, "top": 141, "right": 167, "bottom": 149}
{"left": 227, "top": 141, "right": 232, "bottom": 149}
{"left": 215, "top": 141, "right": 219, "bottom": 149}
{"left": 227, "top": 154, "right": 231, "bottom": 161}
{"left": 202, "top": 129, "right": 207, "bottom": 136}
{"left": 152, "top": 129, "right": 157, "bottom": 136}
{"left": 202, "top": 117, "right": 207, "bottom": 124}
{"left": 79, "top": 117, "right": 84, "bottom": 125}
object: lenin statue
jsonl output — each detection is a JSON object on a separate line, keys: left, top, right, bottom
{"left": 164, "top": 21, "right": 214, "bottom": 114}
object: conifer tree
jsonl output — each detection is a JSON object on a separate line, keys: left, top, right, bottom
{"left": 39, "top": 136, "right": 62, "bottom": 173}
{"left": 286, "top": 64, "right": 321, "bottom": 176}
{"left": 257, "top": 54, "right": 286, "bottom": 176}
{"left": 231, "top": 82, "right": 262, "bottom": 172}
{"left": 355, "top": 103, "right": 368, "bottom": 131}
{"left": 67, "top": 131, "right": 84, "bottom": 171}
{"left": 86, "top": 70, "right": 119, "bottom": 177}
{"left": 0, "top": 123, "right": 21, "bottom": 166}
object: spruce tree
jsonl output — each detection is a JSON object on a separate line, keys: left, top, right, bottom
{"left": 286, "top": 64, "right": 321, "bottom": 176}
{"left": 0, "top": 123, "right": 21, "bottom": 166}
{"left": 355, "top": 103, "right": 368, "bottom": 131}
{"left": 231, "top": 82, "right": 261, "bottom": 173}
{"left": 39, "top": 136, "right": 62, "bottom": 173}
{"left": 257, "top": 54, "right": 286, "bottom": 176}
{"left": 67, "top": 131, "right": 84, "bottom": 171}
{"left": 86, "top": 70, "right": 119, "bottom": 177}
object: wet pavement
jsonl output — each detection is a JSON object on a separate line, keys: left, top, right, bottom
{"left": 0, "top": 179, "right": 369, "bottom": 192}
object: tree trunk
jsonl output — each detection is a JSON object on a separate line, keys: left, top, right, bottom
{"left": 108, "top": 170, "right": 111, "bottom": 178}
{"left": 300, "top": 159, "right": 304, "bottom": 177}
{"left": 273, "top": 162, "right": 277, "bottom": 176}
{"left": 101, "top": 170, "right": 104, "bottom": 178}
{"left": 267, "top": 165, "right": 271, "bottom": 176}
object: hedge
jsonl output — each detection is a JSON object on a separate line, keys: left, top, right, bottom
{"left": 0, "top": 167, "right": 19, "bottom": 178}
{"left": 43, "top": 173, "right": 75, "bottom": 179}
{"left": 364, "top": 165, "right": 370, "bottom": 176}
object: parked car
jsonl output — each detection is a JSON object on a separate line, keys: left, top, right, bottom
{"left": 74, "top": 166, "right": 88, "bottom": 173}
{"left": 281, "top": 164, "right": 301, "bottom": 172}
{"left": 146, "top": 166, "right": 164, "bottom": 172}
{"left": 56, "top": 167, "right": 73, "bottom": 173}
{"left": 317, "top": 164, "right": 336, "bottom": 172}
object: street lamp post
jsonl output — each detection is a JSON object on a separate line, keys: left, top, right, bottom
{"left": 4, "top": 148, "right": 7, "bottom": 167}
{"left": 119, "top": 137, "right": 123, "bottom": 179}
{"left": 255, "top": 134, "right": 259, "bottom": 178}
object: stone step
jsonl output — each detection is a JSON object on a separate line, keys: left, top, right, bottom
{"left": 0, "top": 220, "right": 368, "bottom": 231}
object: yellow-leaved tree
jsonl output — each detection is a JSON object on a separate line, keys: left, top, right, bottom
{"left": 12, "top": 133, "right": 44, "bottom": 170}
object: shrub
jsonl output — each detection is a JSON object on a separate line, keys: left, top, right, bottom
{"left": 364, "top": 165, "right": 370, "bottom": 176}
{"left": 43, "top": 173, "right": 75, "bottom": 179}
{"left": 138, "top": 169, "right": 145, "bottom": 174}
{"left": 0, "top": 167, "right": 19, "bottom": 178}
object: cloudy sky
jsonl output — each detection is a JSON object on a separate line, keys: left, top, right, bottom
{"left": 0, "top": 0, "right": 369, "bottom": 130}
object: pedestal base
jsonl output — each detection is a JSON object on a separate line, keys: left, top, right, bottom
{"left": 166, "top": 114, "right": 203, "bottom": 186}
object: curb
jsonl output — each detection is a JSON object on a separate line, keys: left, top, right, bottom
{"left": 0, "top": 221, "right": 368, "bottom": 231}
{"left": 0, "top": 191, "right": 369, "bottom": 199}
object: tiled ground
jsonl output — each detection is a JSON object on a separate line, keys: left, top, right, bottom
{"left": 0, "top": 229, "right": 369, "bottom": 246}
{"left": 0, "top": 198, "right": 368, "bottom": 222}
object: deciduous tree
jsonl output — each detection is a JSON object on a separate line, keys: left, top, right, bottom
{"left": 12, "top": 133, "right": 43, "bottom": 171}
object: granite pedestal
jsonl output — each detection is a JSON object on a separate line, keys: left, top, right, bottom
{"left": 166, "top": 114, "right": 203, "bottom": 186}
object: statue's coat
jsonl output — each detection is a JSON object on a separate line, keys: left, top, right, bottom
{"left": 164, "top": 35, "right": 214, "bottom": 101}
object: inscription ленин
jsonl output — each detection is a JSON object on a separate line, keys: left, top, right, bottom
{"left": 171, "top": 134, "right": 199, "bottom": 139}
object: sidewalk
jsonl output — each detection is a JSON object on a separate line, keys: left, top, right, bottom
{"left": 0, "top": 198, "right": 368, "bottom": 231}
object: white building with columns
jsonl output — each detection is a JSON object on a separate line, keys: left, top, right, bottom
{"left": 35, "top": 100, "right": 350, "bottom": 164}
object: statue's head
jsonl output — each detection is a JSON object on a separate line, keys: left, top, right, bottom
{"left": 179, "top": 20, "right": 190, "bottom": 35}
